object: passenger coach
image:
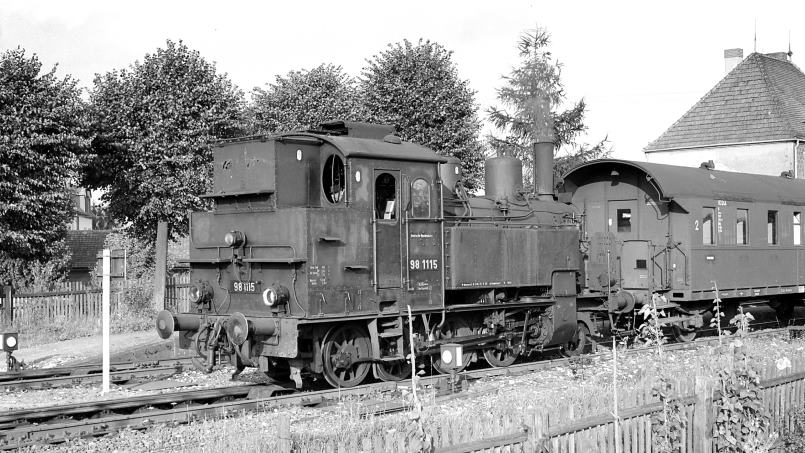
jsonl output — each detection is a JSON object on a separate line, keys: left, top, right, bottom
{"left": 562, "top": 159, "right": 805, "bottom": 339}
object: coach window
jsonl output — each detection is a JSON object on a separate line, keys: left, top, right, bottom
{"left": 411, "top": 178, "right": 430, "bottom": 218}
{"left": 702, "top": 207, "right": 715, "bottom": 245}
{"left": 795, "top": 212, "right": 802, "bottom": 245}
{"left": 736, "top": 209, "right": 748, "bottom": 245}
{"left": 375, "top": 173, "right": 397, "bottom": 220}
{"left": 323, "top": 155, "right": 345, "bottom": 204}
{"left": 768, "top": 210, "right": 778, "bottom": 244}
{"left": 616, "top": 209, "right": 632, "bottom": 233}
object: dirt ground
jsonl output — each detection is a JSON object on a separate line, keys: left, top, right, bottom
{"left": 2, "top": 330, "right": 190, "bottom": 371}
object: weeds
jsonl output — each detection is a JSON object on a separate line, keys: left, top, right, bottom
{"left": 713, "top": 341, "right": 774, "bottom": 452}
{"left": 651, "top": 375, "right": 687, "bottom": 453}
{"left": 637, "top": 293, "right": 666, "bottom": 355}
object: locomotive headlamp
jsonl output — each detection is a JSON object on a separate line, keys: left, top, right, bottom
{"left": 261, "top": 284, "right": 290, "bottom": 307}
{"left": 189, "top": 281, "right": 214, "bottom": 304}
{"left": 2, "top": 332, "right": 18, "bottom": 352}
{"left": 439, "top": 343, "right": 463, "bottom": 370}
{"left": 224, "top": 230, "right": 245, "bottom": 248}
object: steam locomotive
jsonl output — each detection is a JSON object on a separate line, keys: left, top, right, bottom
{"left": 156, "top": 120, "right": 805, "bottom": 387}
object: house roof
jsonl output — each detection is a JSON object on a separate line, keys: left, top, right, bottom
{"left": 66, "top": 230, "right": 111, "bottom": 270}
{"left": 645, "top": 53, "right": 805, "bottom": 152}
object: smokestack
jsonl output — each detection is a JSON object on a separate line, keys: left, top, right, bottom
{"left": 724, "top": 48, "right": 743, "bottom": 73}
{"left": 533, "top": 94, "right": 555, "bottom": 201}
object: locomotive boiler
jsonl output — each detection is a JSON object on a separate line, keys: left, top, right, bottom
{"left": 156, "top": 120, "right": 586, "bottom": 387}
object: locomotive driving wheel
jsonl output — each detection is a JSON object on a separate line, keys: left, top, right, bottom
{"left": 432, "top": 317, "right": 473, "bottom": 374}
{"left": 671, "top": 325, "right": 697, "bottom": 342}
{"left": 375, "top": 360, "right": 412, "bottom": 381}
{"left": 560, "top": 323, "right": 590, "bottom": 357}
{"left": 483, "top": 342, "right": 518, "bottom": 368}
{"left": 321, "top": 325, "right": 372, "bottom": 388}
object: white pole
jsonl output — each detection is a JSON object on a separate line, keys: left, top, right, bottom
{"left": 407, "top": 305, "right": 417, "bottom": 407}
{"left": 102, "top": 248, "right": 111, "bottom": 394}
{"left": 613, "top": 336, "right": 621, "bottom": 453}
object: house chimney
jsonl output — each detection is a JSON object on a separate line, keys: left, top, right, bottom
{"left": 724, "top": 48, "right": 744, "bottom": 73}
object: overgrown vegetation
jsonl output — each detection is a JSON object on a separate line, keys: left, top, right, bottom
{"left": 651, "top": 375, "right": 687, "bottom": 453}
{"left": 713, "top": 341, "right": 776, "bottom": 452}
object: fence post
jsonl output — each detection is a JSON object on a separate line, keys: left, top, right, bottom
{"left": 278, "top": 414, "right": 290, "bottom": 452}
{"left": 693, "top": 376, "right": 712, "bottom": 453}
{"left": 1, "top": 286, "right": 12, "bottom": 326}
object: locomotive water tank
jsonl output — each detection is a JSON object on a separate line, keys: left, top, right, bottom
{"left": 484, "top": 154, "right": 523, "bottom": 200}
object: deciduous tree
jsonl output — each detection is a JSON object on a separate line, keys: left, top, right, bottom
{"left": 361, "top": 40, "right": 486, "bottom": 190}
{"left": 0, "top": 48, "right": 86, "bottom": 283}
{"left": 85, "top": 40, "right": 245, "bottom": 241}
{"left": 249, "top": 64, "right": 365, "bottom": 134}
{"left": 487, "top": 28, "right": 609, "bottom": 186}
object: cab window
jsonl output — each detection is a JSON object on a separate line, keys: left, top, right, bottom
{"left": 375, "top": 173, "right": 397, "bottom": 220}
{"left": 411, "top": 178, "right": 430, "bottom": 218}
{"left": 323, "top": 155, "right": 345, "bottom": 204}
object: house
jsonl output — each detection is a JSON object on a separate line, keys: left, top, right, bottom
{"left": 644, "top": 49, "right": 805, "bottom": 177}
{"left": 65, "top": 229, "right": 110, "bottom": 282}
{"left": 69, "top": 187, "right": 94, "bottom": 230}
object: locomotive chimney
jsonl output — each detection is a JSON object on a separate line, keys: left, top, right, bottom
{"left": 533, "top": 94, "right": 555, "bottom": 201}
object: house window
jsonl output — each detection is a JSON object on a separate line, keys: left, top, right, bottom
{"left": 410, "top": 178, "right": 430, "bottom": 218}
{"left": 616, "top": 209, "right": 632, "bottom": 233}
{"left": 736, "top": 209, "right": 748, "bottom": 245}
{"left": 702, "top": 207, "right": 715, "bottom": 245}
{"left": 768, "top": 210, "right": 778, "bottom": 244}
{"left": 795, "top": 212, "right": 802, "bottom": 245}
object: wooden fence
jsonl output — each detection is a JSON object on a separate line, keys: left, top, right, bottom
{"left": 275, "top": 347, "right": 805, "bottom": 452}
{"left": 8, "top": 275, "right": 192, "bottom": 326}
{"left": 438, "top": 358, "right": 805, "bottom": 453}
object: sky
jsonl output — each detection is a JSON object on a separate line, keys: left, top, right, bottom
{"left": 1, "top": 0, "right": 804, "bottom": 161}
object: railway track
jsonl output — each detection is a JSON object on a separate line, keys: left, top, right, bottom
{"left": 0, "top": 327, "right": 793, "bottom": 450}
{"left": 0, "top": 359, "right": 194, "bottom": 391}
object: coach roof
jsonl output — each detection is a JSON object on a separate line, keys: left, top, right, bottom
{"left": 563, "top": 159, "right": 805, "bottom": 206}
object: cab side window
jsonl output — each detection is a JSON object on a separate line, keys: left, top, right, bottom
{"left": 323, "top": 155, "right": 345, "bottom": 204}
{"left": 375, "top": 173, "right": 397, "bottom": 220}
{"left": 411, "top": 178, "right": 430, "bottom": 218}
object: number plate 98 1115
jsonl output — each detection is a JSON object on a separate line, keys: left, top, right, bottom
{"left": 230, "top": 281, "right": 260, "bottom": 293}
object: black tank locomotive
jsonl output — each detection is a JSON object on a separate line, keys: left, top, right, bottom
{"left": 156, "top": 121, "right": 585, "bottom": 387}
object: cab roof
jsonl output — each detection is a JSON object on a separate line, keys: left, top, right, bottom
{"left": 563, "top": 159, "right": 805, "bottom": 206}
{"left": 279, "top": 132, "right": 448, "bottom": 164}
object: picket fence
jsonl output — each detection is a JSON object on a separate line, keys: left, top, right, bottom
{"left": 275, "top": 344, "right": 805, "bottom": 453}
{"left": 9, "top": 275, "right": 192, "bottom": 325}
